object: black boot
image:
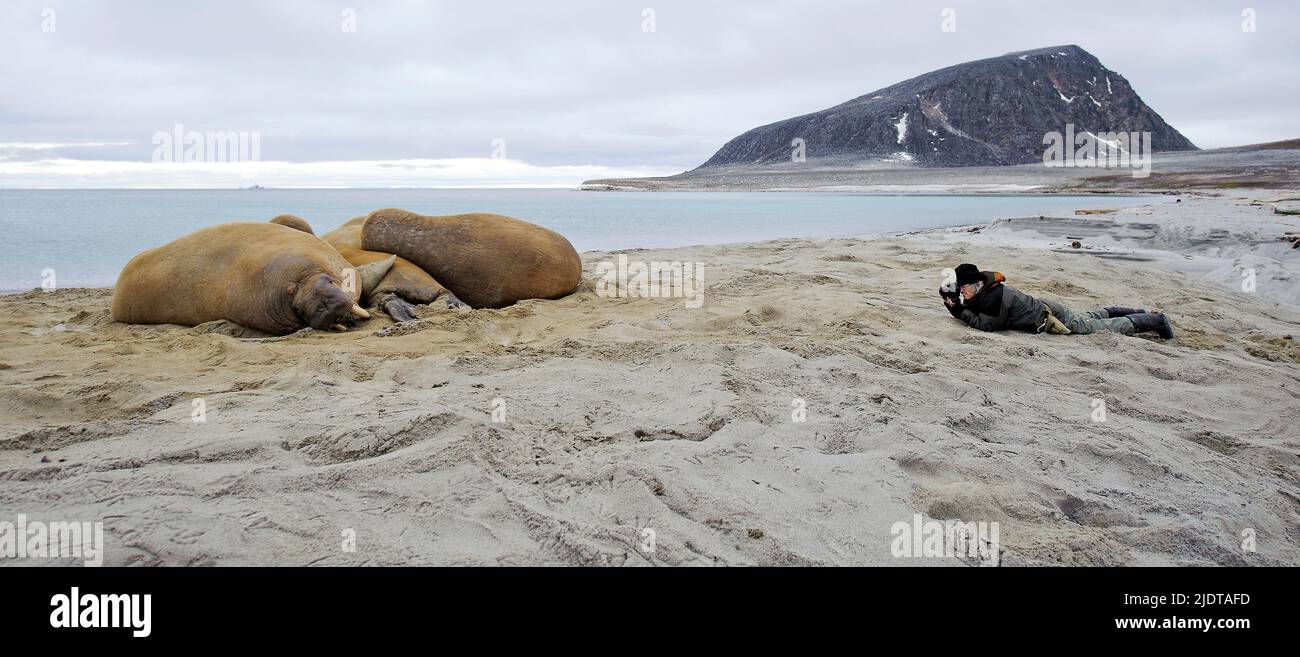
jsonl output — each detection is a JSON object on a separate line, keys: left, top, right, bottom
{"left": 1127, "top": 312, "right": 1174, "bottom": 339}
{"left": 1105, "top": 306, "right": 1146, "bottom": 318}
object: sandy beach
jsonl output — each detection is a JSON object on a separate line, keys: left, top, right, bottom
{"left": 1, "top": 191, "right": 1297, "bottom": 566}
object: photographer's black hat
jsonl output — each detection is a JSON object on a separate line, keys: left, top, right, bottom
{"left": 955, "top": 263, "right": 983, "bottom": 287}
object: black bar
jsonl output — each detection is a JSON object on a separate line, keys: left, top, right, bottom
{"left": 2, "top": 566, "right": 1289, "bottom": 646}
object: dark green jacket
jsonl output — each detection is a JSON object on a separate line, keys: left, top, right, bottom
{"left": 949, "top": 275, "right": 1045, "bottom": 333}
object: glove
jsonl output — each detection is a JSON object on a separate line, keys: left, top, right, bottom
{"left": 940, "top": 286, "right": 964, "bottom": 317}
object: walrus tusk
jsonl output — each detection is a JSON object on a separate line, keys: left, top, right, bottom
{"left": 350, "top": 304, "right": 370, "bottom": 319}
{"left": 332, "top": 324, "right": 348, "bottom": 332}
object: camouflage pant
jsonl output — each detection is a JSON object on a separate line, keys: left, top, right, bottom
{"left": 1042, "top": 300, "right": 1135, "bottom": 335}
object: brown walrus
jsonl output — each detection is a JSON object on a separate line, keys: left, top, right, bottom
{"left": 269, "top": 214, "right": 315, "bottom": 235}
{"left": 111, "top": 222, "right": 373, "bottom": 335}
{"left": 321, "top": 216, "right": 465, "bottom": 322}
{"left": 267, "top": 215, "right": 396, "bottom": 306}
{"left": 360, "top": 209, "right": 582, "bottom": 309}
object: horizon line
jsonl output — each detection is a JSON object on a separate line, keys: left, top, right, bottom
{"left": 0, "top": 185, "right": 590, "bottom": 191}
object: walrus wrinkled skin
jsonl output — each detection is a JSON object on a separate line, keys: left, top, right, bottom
{"left": 111, "top": 222, "right": 371, "bottom": 335}
{"left": 360, "top": 209, "right": 582, "bottom": 309}
{"left": 322, "top": 216, "right": 464, "bottom": 322}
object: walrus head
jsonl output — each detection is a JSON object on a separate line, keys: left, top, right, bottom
{"left": 289, "top": 273, "right": 370, "bottom": 331}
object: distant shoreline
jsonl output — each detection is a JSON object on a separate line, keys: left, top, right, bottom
{"left": 0, "top": 186, "right": 1156, "bottom": 196}
{"left": 580, "top": 142, "right": 1300, "bottom": 193}
{"left": 0, "top": 185, "right": 584, "bottom": 192}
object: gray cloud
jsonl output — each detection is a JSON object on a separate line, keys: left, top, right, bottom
{"left": 2, "top": 0, "right": 1295, "bottom": 183}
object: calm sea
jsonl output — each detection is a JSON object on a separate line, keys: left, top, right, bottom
{"left": 0, "top": 188, "right": 1167, "bottom": 291}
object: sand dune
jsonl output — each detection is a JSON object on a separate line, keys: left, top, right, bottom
{"left": 1, "top": 193, "right": 1298, "bottom": 566}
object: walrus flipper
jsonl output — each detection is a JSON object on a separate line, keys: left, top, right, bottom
{"left": 375, "top": 290, "right": 467, "bottom": 322}
{"left": 378, "top": 293, "right": 419, "bottom": 323}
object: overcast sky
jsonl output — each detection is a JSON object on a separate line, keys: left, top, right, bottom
{"left": 1, "top": 0, "right": 1295, "bottom": 187}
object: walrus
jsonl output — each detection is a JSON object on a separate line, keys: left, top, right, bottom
{"left": 322, "top": 216, "right": 465, "bottom": 322}
{"left": 269, "top": 214, "right": 315, "bottom": 235}
{"left": 266, "top": 215, "right": 396, "bottom": 305}
{"left": 360, "top": 209, "right": 582, "bottom": 309}
{"left": 112, "top": 222, "right": 373, "bottom": 335}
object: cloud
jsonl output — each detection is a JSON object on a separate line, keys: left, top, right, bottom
{"left": 0, "top": 142, "right": 130, "bottom": 149}
{"left": 1, "top": 0, "right": 1295, "bottom": 186}
{"left": 0, "top": 157, "right": 674, "bottom": 188}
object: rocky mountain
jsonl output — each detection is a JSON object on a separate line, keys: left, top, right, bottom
{"left": 695, "top": 45, "right": 1197, "bottom": 169}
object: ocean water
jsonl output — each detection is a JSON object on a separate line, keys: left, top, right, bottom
{"left": 0, "top": 188, "right": 1167, "bottom": 291}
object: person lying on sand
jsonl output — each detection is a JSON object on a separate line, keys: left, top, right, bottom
{"left": 940, "top": 263, "right": 1174, "bottom": 339}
